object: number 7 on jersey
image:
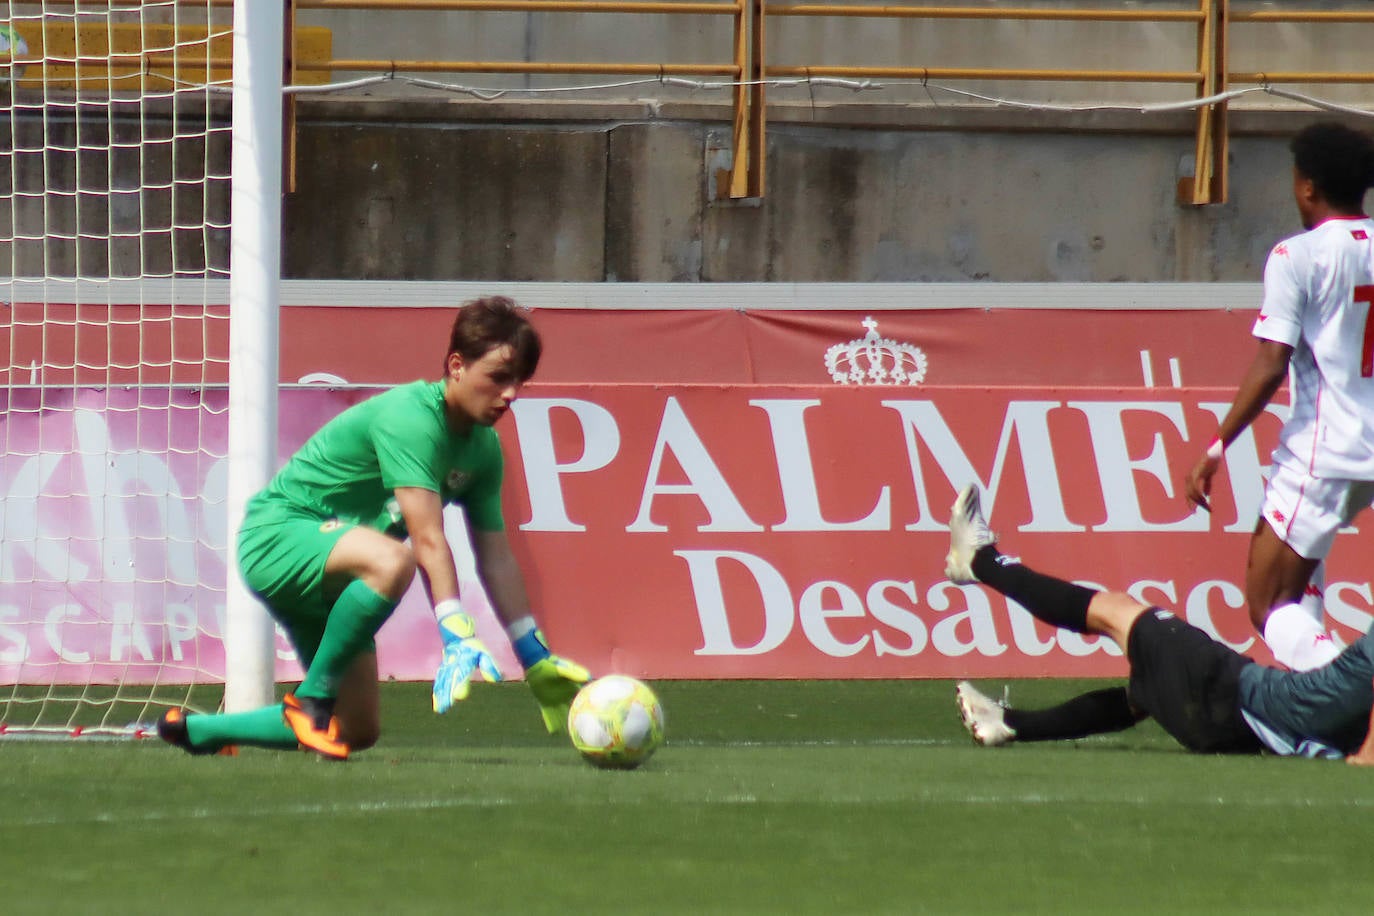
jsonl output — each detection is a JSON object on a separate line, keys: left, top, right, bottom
{"left": 1360, "top": 285, "right": 1374, "bottom": 377}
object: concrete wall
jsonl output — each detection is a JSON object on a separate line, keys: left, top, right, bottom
{"left": 281, "top": 103, "right": 1314, "bottom": 283}
{"left": 5, "top": 3, "right": 1365, "bottom": 285}
{"left": 0, "top": 99, "right": 1322, "bottom": 285}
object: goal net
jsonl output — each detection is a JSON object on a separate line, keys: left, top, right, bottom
{"left": 0, "top": 3, "right": 237, "bottom": 737}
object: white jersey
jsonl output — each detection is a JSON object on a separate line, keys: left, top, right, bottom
{"left": 1255, "top": 215, "right": 1374, "bottom": 478}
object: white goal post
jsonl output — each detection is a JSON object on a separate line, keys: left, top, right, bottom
{"left": 224, "top": 0, "right": 281, "bottom": 715}
{"left": 0, "top": 1, "right": 277, "bottom": 737}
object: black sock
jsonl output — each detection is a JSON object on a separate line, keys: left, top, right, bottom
{"left": 1004, "top": 687, "right": 1141, "bottom": 742}
{"left": 969, "top": 545, "right": 1096, "bottom": 633}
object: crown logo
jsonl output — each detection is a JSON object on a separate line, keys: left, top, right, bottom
{"left": 825, "top": 316, "right": 928, "bottom": 385}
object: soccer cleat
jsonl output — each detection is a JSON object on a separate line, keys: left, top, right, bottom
{"left": 955, "top": 681, "right": 1016, "bottom": 747}
{"left": 282, "top": 693, "right": 350, "bottom": 761}
{"left": 944, "top": 483, "right": 997, "bottom": 584}
{"left": 156, "top": 708, "right": 238, "bottom": 757}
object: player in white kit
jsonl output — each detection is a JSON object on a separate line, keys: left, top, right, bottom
{"left": 1186, "top": 121, "right": 1374, "bottom": 671}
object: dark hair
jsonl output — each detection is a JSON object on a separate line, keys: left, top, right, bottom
{"left": 445, "top": 296, "right": 542, "bottom": 380}
{"left": 1291, "top": 122, "right": 1374, "bottom": 211}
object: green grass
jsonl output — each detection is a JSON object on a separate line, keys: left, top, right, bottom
{"left": 3, "top": 679, "right": 1374, "bottom": 914}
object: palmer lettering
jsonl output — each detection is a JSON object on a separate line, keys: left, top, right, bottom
{"left": 510, "top": 397, "right": 620, "bottom": 532}
{"left": 883, "top": 399, "right": 1082, "bottom": 533}
{"left": 629, "top": 397, "right": 763, "bottom": 533}
{"left": 753, "top": 398, "right": 892, "bottom": 532}
{"left": 1068, "top": 400, "right": 1206, "bottom": 533}
{"left": 513, "top": 392, "right": 1272, "bottom": 536}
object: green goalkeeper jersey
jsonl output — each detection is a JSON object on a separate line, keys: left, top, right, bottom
{"left": 257, "top": 379, "right": 506, "bottom": 534}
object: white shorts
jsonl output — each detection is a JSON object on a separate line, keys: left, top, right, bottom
{"left": 1262, "top": 462, "right": 1374, "bottom": 559}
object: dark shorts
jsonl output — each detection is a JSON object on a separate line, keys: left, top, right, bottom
{"left": 1126, "top": 609, "right": 1263, "bottom": 754}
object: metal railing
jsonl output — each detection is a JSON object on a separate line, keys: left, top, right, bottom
{"left": 289, "top": 0, "right": 762, "bottom": 198}
{"left": 8, "top": 1, "right": 1374, "bottom": 203}
{"left": 286, "top": 0, "right": 1374, "bottom": 204}
{"left": 760, "top": 1, "right": 1226, "bottom": 203}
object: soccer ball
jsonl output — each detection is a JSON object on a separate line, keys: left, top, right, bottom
{"left": 567, "top": 675, "right": 665, "bottom": 770}
{"left": 0, "top": 26, "right": 27, "bottom": 85}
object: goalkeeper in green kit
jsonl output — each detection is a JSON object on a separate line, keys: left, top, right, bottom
{"left": 157, "top": 296, "right": 589, "bottom": 760}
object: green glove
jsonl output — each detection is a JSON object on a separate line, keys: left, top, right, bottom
{"left": 513, "top": 626, "right": 590, "bottom": 734}
{"left": 524, "top": 654, "right": 592, "bottom": 734}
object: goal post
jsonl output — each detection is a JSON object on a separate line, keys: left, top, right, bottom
{"left": 224, "top": 0, "right": 282, "bottom": 714}
{"left": 0, "top": 1, "right": 278, "bottom": 736}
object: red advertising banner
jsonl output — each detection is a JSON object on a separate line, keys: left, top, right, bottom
{"left": 288, "top": 306, "right": 1263, "bottom": 389}
{"left": 3, "top": 300, "right": 1259, "bottom": 388}
{"left": 7, "top": 292, "right": 1371, "bottom": 682}
{"left": 503, "top": 383, "right": 1374, "bottom": 679}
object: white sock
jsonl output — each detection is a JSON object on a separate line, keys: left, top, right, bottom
{"left": 1263, "top": 602, "right": 1339, "bottom": 671}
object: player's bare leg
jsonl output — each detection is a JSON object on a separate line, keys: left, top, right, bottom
{"left": 1245, "top": 519, "right": 1321, "bottom": 630}
{"left": 325, "top": 526, "right": 419, "bottom": 601}
{"left": 1246, "top": 520, "right": 1335, "bottom": 669}
{"left": 1085, "top": 592, "right": 1150, "bottom": 652}
{"left": 334, "top": 650, "right": 382, "bottom": 751}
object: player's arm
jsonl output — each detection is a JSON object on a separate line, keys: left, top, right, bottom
{"left": 394, "top": 486, "right": 459, "bottom": 603}
{"left": 470, "top": 526, "right": 590, "bottom": 735}
{"left": 467, "top": 525, "right": 531, "bottom": 627}
{"left": 1184, "top": 338, "right": 1292, "bottom": 511}
{"left": 394, "top": 485, "right": 504, "bottom": 712}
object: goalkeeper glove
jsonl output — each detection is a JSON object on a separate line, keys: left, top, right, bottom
{"left": 509, "top": 620, "right": 590, "bottom": 735}
{"left": 432, "top": 611, "right": 503, "bottom": 714}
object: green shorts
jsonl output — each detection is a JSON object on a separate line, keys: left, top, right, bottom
{"left": 236, "top": 494, "right": 371, "bottom": 662}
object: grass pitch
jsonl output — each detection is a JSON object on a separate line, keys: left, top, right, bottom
{"left": 3, "top": 678, "right": 1374, "bottom": 915}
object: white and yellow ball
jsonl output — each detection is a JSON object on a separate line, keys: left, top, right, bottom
{"left": 567, "top": 675, "right": 665, "bottom": 770}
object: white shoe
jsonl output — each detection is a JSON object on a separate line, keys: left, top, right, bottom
{"left": 955, "top": 681, "right": 1015, "bottom": 747}
{"left": 944, "top": 483, "right": 996, "bottom": 584}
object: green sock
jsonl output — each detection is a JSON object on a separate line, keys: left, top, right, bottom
{"left": 185, "top": 705, "right": 297, "bottom": 750}
{"left": 297, "top": 578, "right": 397, "bottom": 699}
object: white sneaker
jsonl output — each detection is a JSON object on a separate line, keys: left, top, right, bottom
{"left": 944, "top": 483, "right": 996, "bottom": 584}
{"left": 955, "top": 681, "right": 1015, "bottom": 747}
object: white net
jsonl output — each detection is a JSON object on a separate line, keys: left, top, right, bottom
{"left": 0, "top": 2, "right": 234, "bottom": 737}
